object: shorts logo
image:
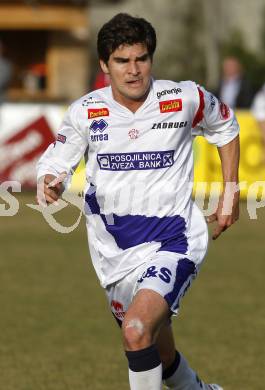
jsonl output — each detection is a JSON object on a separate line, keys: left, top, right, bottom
{"left": 97, "top": 150, "right": 174, "bottom": 171}
{"left": 137, "top": 266, "right": 172, "bottom": 284}
{"left": 159, "top": 99, "right": 182, "bottom": 113}
{"left": 56, "top": 133, "right": 66, "bottom": 144}
{"left": 219, "top": 101, "right": 230, "bottom": 120}
{"left": 90, "top": 119, "right": 108, "bottom": 133}
{"left": 111, "top": 300, "right": 125, "bottom": 320}
{"left": 88, "top": 108, "right": 109, "bottom": 119}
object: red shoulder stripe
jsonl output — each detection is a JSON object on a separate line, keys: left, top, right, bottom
{"left": 192, "top": 87, "right": 205, "bottom": 128}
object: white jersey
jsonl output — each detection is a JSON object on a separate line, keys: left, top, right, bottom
{"left": 37, "top": 79, "right": 239, "bottom": 287}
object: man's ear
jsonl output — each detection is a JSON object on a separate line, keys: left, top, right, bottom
{"left": 100, "top": 59, "right": 109, "bottom": 74}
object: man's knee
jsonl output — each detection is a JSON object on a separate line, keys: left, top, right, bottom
{"left": 122, "top": 318, "right": 152, "bottom": 351}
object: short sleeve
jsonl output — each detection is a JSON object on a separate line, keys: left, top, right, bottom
{"left": 251, "top": 85, "right": 265, "bottom": 122}
{"left": 191, "top": 86, "right": 239, "bottom": 147}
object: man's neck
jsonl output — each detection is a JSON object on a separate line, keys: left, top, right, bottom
{"left": 111, "top": 86, "right": 151, "bottom": 113}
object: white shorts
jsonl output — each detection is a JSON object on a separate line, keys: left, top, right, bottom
{"left": 105, "top": 251, "right": 201, "bottom": 324}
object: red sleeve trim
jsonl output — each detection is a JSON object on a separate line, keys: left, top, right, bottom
{"left": 192, "top": 87, "right": 205, "bottom": 128}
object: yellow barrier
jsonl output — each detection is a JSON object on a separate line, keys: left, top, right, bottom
{"left": 70, "top": 159, "right": 85, "bottom": 193}
{"left": 70, "top": 111, "right": 265, "bottom": 199}
{"left": 193, "top": 111, "right": 265, "bottom": 198}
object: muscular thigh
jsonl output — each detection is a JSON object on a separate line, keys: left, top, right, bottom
{"left": 124, "top": 288, "right": 170, "bottom": 339}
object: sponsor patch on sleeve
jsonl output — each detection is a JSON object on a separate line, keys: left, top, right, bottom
{"left": 219, "top": 101, "right": 230, "bottom": 120}
{"left": 159, "top": 99, "right": 182, "bottom": 113}
{"left": 56, "top": 133, "right": 67, "bottom": 144}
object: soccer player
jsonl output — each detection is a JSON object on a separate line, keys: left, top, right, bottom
{"left": 37, "top": 13, "right": 240, "bottom": 390}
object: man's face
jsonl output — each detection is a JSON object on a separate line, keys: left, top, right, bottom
{"left": 222, "top": 57, "right": 242, "bottom": 79}
{"left": 100, "top": 43, "right": 152, "bottom": 106}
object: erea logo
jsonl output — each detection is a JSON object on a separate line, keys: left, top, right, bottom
{"left": 88, "top": 108, "right": 109, "bottom": 119}
{"left": 159, "top": 99, "right": 182, "bottom": 113}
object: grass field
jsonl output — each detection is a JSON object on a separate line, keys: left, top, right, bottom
{"left": 0, "top": 193, "right": 264, "bottom": 390}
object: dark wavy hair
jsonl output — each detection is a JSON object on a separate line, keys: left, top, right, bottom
{"left": 97, "top": 13, "right": 157, "bottom": 63}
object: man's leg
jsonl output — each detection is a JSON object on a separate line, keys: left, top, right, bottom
{"left": 156, "top": 324, "right": 223, "bottom": 390}
{"left": 156, "top": 324, "right": 199, "bottom": 389}
{"left": 156, "top": 322, "right": 176, "bottom": 371}
{"left": 122, "top": 288, "right": 169, "bottom": 390}
{"left": 122, "top": 290, "right": 206, "bottom": 390}
{"left": 112, "top": 255, "right": 222, "bottom": 390}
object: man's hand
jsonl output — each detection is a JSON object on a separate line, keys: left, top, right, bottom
{"left": 37, "top": 173, "right": 66, "bottom": 206}
{"left": 207, "top": 188, "right": 240, "bottom": 240}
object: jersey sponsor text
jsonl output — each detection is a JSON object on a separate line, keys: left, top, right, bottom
{"left": 157, "top": 87, "right": 182, "bottom": 99}
{"left": 90, "top": 133, "right": 109, "bottom": 142}
{"left": 152, "top": 121, "right": 188, "bottom": 129}
{"left": 159, "top": 99, "right": 182, "bottom": 113}
{"left": 88, "top": 108, "right": 109, "bottom": 119}
{"left": 97, "top": 150, "right": 174, "bottom": 171}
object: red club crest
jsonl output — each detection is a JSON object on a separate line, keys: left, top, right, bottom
{"left": 128, "top": 129, "right": 139, "bottom": 139}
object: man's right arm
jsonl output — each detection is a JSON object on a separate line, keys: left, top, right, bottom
{"left": 36, "top": 103, "right": 88, "bottom": 205}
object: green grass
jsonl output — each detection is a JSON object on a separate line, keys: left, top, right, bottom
{"left": 0, "top": 193, "right": 264, "bottom": 390}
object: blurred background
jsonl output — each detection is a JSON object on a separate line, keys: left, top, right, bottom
{"left": 0, "top": 1, "right": 264, "bottom": 389}
{"left": 0, "top": 0, "right": 265, "bottom": 190}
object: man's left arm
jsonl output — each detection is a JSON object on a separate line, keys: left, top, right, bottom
{"left": 207, "top": 134, "right": 240, "bottom": 239}
{"left": 192, "top": 85, "right": 240, "bottom": 239}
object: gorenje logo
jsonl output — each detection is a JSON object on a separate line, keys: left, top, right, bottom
{"left": 157, "top": 87, "right": 182, "bottom": 99}
{"left": 159, "top": 99, "right": 182, "bottom": 113}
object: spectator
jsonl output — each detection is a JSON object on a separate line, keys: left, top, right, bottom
{"left": 251, "top": 83, "right": 265, "bottom": 152}
{"left": 0, "top": 40, "right": 12, "bottom": 104}
{"left": 216, "top": 56, "right": 254, "bottom": 109}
